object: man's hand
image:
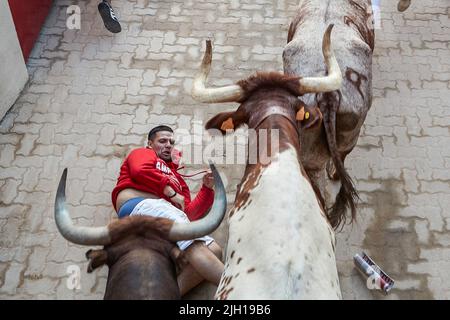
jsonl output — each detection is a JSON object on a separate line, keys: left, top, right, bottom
{"left": 171, "top": 193, "right": 185, "bottom": 211}
{"left": 164, "top": 185, "right": 185, "bottom": 211}
{"left": 202, "top": 170, "right": 214, "bottom": 189}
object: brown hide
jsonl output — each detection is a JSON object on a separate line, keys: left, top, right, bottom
{"left": 85, "top": 216, "right": 180, "bottom": 299}
{"left": 103, "top": 237, "right": 180, "bottom": 300}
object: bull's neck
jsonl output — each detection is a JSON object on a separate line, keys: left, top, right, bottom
{"left": 257, "top": 115, "right": 301, "bottom": 157}
{"left": 232, "top": 103, "right": 308, "bottom": 214}
{"left": 246, "top": 92, "right": 302, "bottom": 163}
{"left": 244, "top": 105, "right": 304, "bottom": 175}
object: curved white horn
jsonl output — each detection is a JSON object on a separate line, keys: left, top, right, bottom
{"left": 191, "top": 40, "right": 244, "bottom": 103}
{"left": 54, "top": 169, "right": 111, "bottom": 245}
{"left": 168, "top": 161, "right": 227, "bottom": 241}
{"left": 298, "top": 24, "right": 343, "bottom": 93}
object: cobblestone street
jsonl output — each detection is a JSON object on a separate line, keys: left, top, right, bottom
{"left": 0, "top": 0, "right": 449, "bottom": 299}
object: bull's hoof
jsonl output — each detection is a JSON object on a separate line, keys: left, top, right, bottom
{"left": 326, "top": 160, "right": 340, "bottom": 181}
{"left": 397, "top": 0, "right": 411, "bottom": 12}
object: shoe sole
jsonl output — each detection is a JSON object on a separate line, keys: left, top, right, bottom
{"left": 98, "top": 2, "right": 122, "bottom": 33}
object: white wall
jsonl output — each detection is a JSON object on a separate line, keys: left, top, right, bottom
{"left": 0, "top": 0, "right": 28, "bottom": 120}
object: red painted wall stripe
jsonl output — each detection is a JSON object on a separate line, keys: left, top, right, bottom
{"left": 8, "top": 0, "right": 53, "bottom": 62}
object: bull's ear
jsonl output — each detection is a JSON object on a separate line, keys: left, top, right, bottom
{"left": 205, "top": 111, "right": 246, "bottom": 134}
{"left": 296, "top": 105, "right": 322, "bottom": 130}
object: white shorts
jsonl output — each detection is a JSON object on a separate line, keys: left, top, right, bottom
{"left": 130, "top": 198, "right": 214, "bottom": 251}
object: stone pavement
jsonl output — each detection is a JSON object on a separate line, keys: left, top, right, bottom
{"left": 0, "top": 0, "right": 449, "bottom": 299}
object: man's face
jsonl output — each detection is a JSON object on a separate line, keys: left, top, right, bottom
{"left": 148, "top": 131, "right": 175, "bottom": 162}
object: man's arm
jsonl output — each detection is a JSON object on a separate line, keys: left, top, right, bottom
{"left": 184, "top": 185, "right": 214, "bottom": 221}
{"left": 184, "top": 171, "right": 215, "bottom": 220}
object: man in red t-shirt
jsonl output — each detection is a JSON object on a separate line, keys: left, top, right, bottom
{"left": 112, "top": 125, "right": 223, "bottom": 296}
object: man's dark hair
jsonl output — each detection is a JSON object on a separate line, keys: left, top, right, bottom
{"left": 148, "top": 125, "right": 173, "bottom": 140}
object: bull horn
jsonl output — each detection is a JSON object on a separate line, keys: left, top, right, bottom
{"left": 168, "top": 161, "right": 227, "bottom": 241}
{"left": 54, "top": 169, "right": 111, "bottom": 245}
{"left": 191, "top": 40, "right": 244, "bottom": 103}
{"left": 298, "top": 24, "right": 343, "bottom": 93}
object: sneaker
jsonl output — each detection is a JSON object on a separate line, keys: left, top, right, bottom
{"left": 98, "top": 1, "right": 122, "bottom": 33}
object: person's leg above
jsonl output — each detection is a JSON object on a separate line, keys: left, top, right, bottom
{"left": 98, "top": 0, "right": 122, "bottom": 33}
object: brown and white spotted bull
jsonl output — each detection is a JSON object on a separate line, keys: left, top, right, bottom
{"left": 283, "top": 0, "right": 376, "bottom": 228}
{"left": 54, "top": 163, "right": 226, "bottom": 299}
{"left": 191, "top": 26, "right": 343, "bottom": 299}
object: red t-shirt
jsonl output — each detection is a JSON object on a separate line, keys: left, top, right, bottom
{"left": 111, "top": 147, "right": 214, "bottom": 221}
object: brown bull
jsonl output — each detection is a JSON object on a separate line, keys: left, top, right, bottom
{"left": 283, "top": 0, "right": 376, "bottom": 228}
{"left": 190, "top": 26, "right": 343, "bottom": 299}
{"left": 54, "top": 163, "right": 226, "bottom": 299}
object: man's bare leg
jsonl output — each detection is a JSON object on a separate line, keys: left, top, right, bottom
{"left": 177, "top": 241, "right": 223, "bottom": 296}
